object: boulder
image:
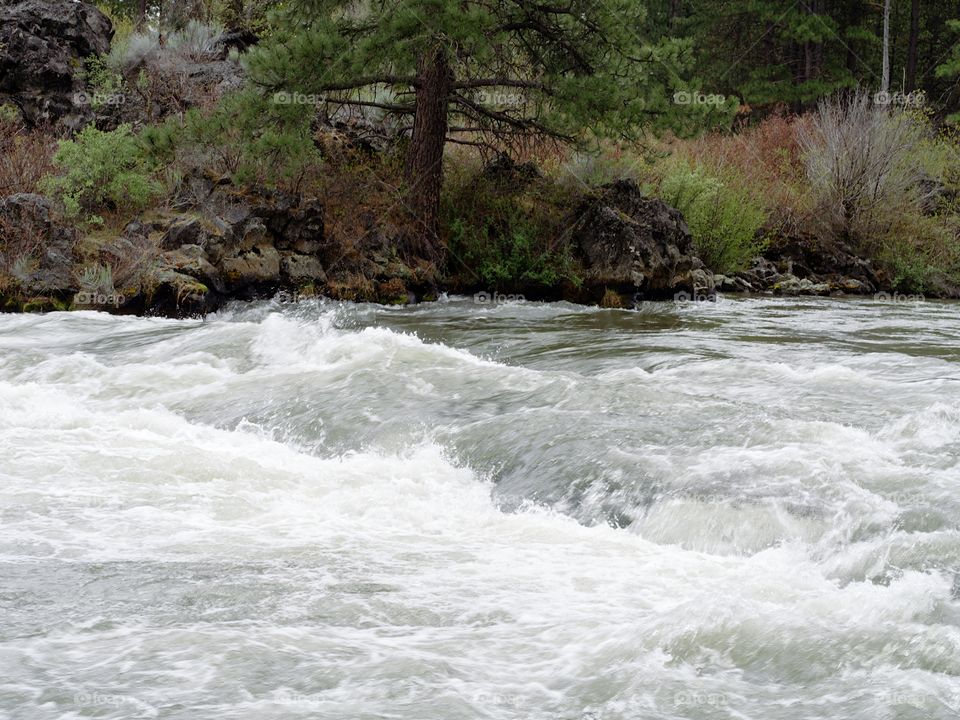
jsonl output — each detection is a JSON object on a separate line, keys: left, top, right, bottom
{"left": 772, "top": 275, "right": 832, "bottom": 296}
{"left": 281, "top": 253, "right": 326, "bottom": 284}
{"left": 715, "top": 274, "right": 754, "bottom": 293}
{"left": 0, "top": 0, "right": 113, "bottom": 129}
{"left": 762, "top": 234, "right": 881, "bottom": 293}
{"left": 569, "top": 180, "right": 715, "bottom": 301}
{"left": 160, "top": 217, "right": 207, "bottom": 250}
{"left": 0, "top": 193, "right": 78, "bottom": 294}
{"left": 221, "top": 244, "right": 281, "bottom": 288}
{"left": 147, "top": 268, "right": 219, "bottom": 317}
{"left": 270, "top": 198, "right": 325, "bottom": 255}
{"left": 159, "top": 244, "right": 224, "bottom": 293}
{"left": 167, "top": 181, "right": 330, "bottom": 292}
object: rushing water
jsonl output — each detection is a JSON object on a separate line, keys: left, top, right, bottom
{"left": 1, "top": 296, "right": 960, "bottom": 719}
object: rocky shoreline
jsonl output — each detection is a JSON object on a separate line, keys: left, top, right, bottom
{"left": 1, "top": 174, "right": 917, "bottom": 319}
{"left": 1, "top": 0, "right": 953, "bottom": 317}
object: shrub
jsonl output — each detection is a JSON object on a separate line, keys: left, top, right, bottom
{"left": 41, "top": 124, "right": 162, "bottom": 224}
{"left": 0, "top": 213, "right": 44, "bottom": 298}
{"left": 107, "top": 20, "right": 225, "bottom": 74}
{"left": 442, "top": 155, "right": 581, "bottom": 290}
{"left": 141, "top": 90, "right": 322, "bottom": 192}
{"left": 678, "top": 113, "right": 813, "bottom": 235}
{"left": 558, "top": 144, "right": 650, "bottom": 190}
{"left": 656, "top": 159, "right": 767, "bottom": 274}
{"left": 797, "top": 92, "right": 933, "bottom": 248}
{"left": 78, "top": 54, "right": 125, "bottom": 109}
{"left": 0, "top": 104, "right": 57, "bottom": 196}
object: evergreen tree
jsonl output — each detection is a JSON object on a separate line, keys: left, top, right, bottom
{"left": 246, "top": 0, "right": 722, "bottom": 254}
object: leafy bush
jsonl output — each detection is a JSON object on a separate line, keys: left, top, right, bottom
{"left": 141, "top": 90, "right": 321, "bottom": 191}
{"left": 657, "top": 159, "right": 767, "bottom": 274}
{"left": 442, "top": 158, "right": 581, "bottom": 290}
{"left": 78, "top": 54, "right": 125, "bottom": 109}
{"left": 677, "top": 113, "right": 813, "bottom": 235}
{"left": 876, "top": 212, "right": 960, "bottom": 293}
{"left": 41, "top": 124, "right": 162, "bottom": 224}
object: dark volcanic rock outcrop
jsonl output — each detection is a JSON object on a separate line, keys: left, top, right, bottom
{"left": 0, "top": 0, "right": 113, "bottom": 129}
{"left": 117, "top": 176, "right": 428, "bottom": 316}
{"left": 0, "top": 194, "right": 78, "bottom": 309}
{"left": 570, "top": 180, "right": 715, "bottom": 303}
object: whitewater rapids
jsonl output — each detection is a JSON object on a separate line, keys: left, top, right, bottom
{"left": 1, "top": 296, "right": 959, "bottom": 719}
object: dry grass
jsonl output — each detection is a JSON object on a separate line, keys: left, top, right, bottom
{"left": 0, "top": 114, "right": 58, "bottom": 196}
{"left": 314, "top": 136, "right": 413, "bottom": 266}
{"left": 797, "top": 93, "right": 934, "bottom": 249}
{"left": 671, "top": 113, "right": 814, "bottom": 235}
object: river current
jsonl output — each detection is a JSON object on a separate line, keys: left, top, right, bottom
{"left": 1, "top": 296, "right": 959, "bottom": 719}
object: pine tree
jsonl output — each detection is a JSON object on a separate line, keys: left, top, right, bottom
{"left": 246, "top": 0, "right": 719, "bottom": 255}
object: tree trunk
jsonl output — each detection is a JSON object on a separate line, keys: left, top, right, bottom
{"left": 136, "top": 0, "right": 147, "bottom": 30}
{"left": 404, "top": 44, "right": 452, "bottom": 257}
{"left": 905, "top": 0, "right": 920, "bottom": 92}
{"left": 881, "top": 0, "right": 891, "bottom": 93}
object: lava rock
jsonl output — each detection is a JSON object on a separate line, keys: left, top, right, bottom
{"left": 280, "top": 253, "right": 326, "bottom": 284}
{"left": 0, "top": 0, "right": 113, "bottom": 129}
{"left": 0, "top": 193, "right": 78, "bottom": 293}
{"left": 570, "top": 179, "right": 715, "bottom": 300}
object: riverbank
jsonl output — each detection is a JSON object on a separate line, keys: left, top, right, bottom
{"left": 3, "top": 157, "right": 952, "bottom": 318}
{"left": 3, "top": 0, "right": 960, "bottom": 317}
{"left": 0, "top": 183, "right": 914, "bottom": 318}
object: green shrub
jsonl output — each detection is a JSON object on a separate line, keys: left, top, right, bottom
{"left": 41, "top": 124, "right": 162, "bottom": 224}
{"left": 877, "top": 212, "right": 960, "bottom": 294}
{"left": 141, "top": 90, "right": 322, "bottom": 191}
{"left": 657, "top": 159, "right": 767, "bottom": 274}
{"left": 78, "top": 54, "right": 124, "bottom": 108}
{"left": 0, "top": 103, "right": 20, "bottom": 125}
{"left": 442, "top": 161, "right": 581, "bottom": 290}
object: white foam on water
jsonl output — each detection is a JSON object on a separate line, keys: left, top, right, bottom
{"left": 1, "top": 300, "right": 960, "bottom": 719}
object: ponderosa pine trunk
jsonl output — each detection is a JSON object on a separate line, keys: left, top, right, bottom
{"left": 881, "top": 0, "right": 891, "bottom": 94}
{"left": 905, "top": 0, "right": 921, "bottom": 92}
{"left": 404, "top": 44, "right": 452, "bottom": 257}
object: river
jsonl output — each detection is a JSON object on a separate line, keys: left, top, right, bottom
{"left": 1, "top": 296, "right": 959, "bottom": 719}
